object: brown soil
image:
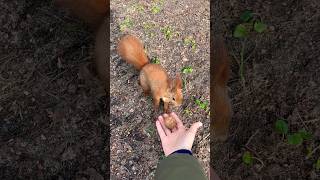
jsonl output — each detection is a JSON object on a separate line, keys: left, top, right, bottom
{"left": 0, "top": 0, "right": 107, "bottom": 179}
{"left": 211, "top": 0, "right": 320, "bottom": 179}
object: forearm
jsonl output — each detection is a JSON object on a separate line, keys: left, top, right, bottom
{"left": 155, "top": 153, "right": 207, "bottom": 180}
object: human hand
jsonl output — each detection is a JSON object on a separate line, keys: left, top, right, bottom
{"left": 156, "top": 112, "right": 203, "bottom": 156}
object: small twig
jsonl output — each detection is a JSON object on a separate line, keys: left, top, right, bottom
{"left": 245, "top": 129, "right": 260, "bottom": 146}
{"left": 297, "top": 111, "right": 309, "bottom": 130}
{"left": 252, "top": 157, "right": 265, "bottom": 170}
{"left": 199, "top": 133, "right": 210, "bottom": 145}
{"left": 292, "top": 118, "right": 320, "bottom": 125}
{"left": 230, "top": 50, "right": 240, "bottom": 66}
{"left": 239, "top": 40, "right": 246, "bottom": 87}
{"left": 244, "top": 42, "right": 256, "bottom": 62}
{"left": 45, "top": 91, "right": 60, "bottom": 101}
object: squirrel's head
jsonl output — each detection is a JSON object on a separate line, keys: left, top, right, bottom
{"left": 163, "top": 74, "right": 183, "bottom": 107}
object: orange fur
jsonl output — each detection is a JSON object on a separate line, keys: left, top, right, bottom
{"left": 212, "top": 36, "right": 232, "bottom": 141}
{"left": 117, "top": 35, "right": 183, "bottom": 113}
{"left": 117, "top": 35, "right": 148, "bottom": 70}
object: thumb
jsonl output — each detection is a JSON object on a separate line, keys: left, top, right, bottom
{"left": 188, "top": 122, "right": 203, "bottom": 136}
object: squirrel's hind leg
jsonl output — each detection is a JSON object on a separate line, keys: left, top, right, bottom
{"left": 139, "top": 74, "right": 150, "bottom": 96}
{"left": 152, "top": 96, "right": 161, "bottom": 112}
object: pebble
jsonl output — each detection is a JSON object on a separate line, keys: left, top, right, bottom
{"left": 40, "top": 134, "right": 46, "bottom": 140}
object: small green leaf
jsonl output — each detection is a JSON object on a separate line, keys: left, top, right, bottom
{"left": 240, "top": 10, "right": 253, "bottom": 22}
{"left": 161, "top": 26, "right": 174, "bottom": 40}
{"left": 195, "top": 99, "right": 202, "bottom": 106}
{"left": 151, "top": 57, "right": 160, "bottom": 64}
{"left": 151, "top": 5, "right": 161, "bottom": 14}
{"left": 184, "top": 109, "right": 193, "bottom": 116}
{"left": 316, "top": 158, "right": 320, "bottom": 170}
{"left": 288, "top": 133, "right": 303, "bottom": 145}
{"left": 275, "top": 119, "right": 288, "bottom": 134}
{"left": 120, "top": 17, "right": 133, "bottom": 31}
{"left": 254, "top": 21, "right": 267, "bottom": 33}
{"left": 298, "top": 129, "right": 312, "bottom": 140}
{"left": 194, "top": 98, "right": 209, "bottom": 111}
{"left": 242, "top": 151, "right": 253, "bottom": 165}
{"left": 181, "top": 66, "right": 193, "bottom": 74}
{"left": 184, "top": 37, "right": 197, "bottom": 50}
{"left": 233, "top": 24, "right": 249, "bottom": 38}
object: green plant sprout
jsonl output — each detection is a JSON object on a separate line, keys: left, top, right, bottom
{"left": 180, "top": 66, "right": 192, "bottom": 89}
{"left": 133, "top": 4, "right": 145, "bottom": 13}
{"left": 151, "top": 5, "right": 161, "bottom": 14}
{"left": 151, "top": 0, "right": 165, "bottom": 14}
{"left": 184, "top": 109, "right": 193, "bottom": 116}
{"left": 242, "top": 151, "right": 265, "bottom": 169}
{"left": 298, "top": 129, "right": 312, "bottom": 140}
{"left": 120, "top": 17, "right": 133, "bottom": 32}
{"left": 151, "top": 56, "right": 160, "bottom": 64}
{"left": 254, "top": 22, "right": 267, "bottom": 33}
{"left": 287, "top": 129, "right": 312, "bottom": 146}
{"left": 181, "top": 66, "right": 193, "bottom": 74}
{"left": 275, "top": 119, "right": 288, "bottom": 135}
{"left": 142, "top": 22, "right": 156, "bottom": 37}
{"left": 274, "top": 119, "right": 313, "bottom": 146}
{"left": 233, "top": 10, "right": 267, "bottom": 87}
{"left": 287, "top": 133, "right": 303, "bottom": 145}
{"left": 194, "top": 98, "right": 209, "bottom": 112}
{"left": 161, "top": 26, "right": 174, "bottom": 40}
{"left": 240, "top": 10, "right": 253, "bottom": 22}
{"left": 184, "top": 37, "right": 197, "bottom": 51}
{"left": 242, "top": 151, "right": 253, "bottom": 165}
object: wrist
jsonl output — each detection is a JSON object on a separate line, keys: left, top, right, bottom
{"left": 169, "top": 149, "right": 192, "bottom": 156}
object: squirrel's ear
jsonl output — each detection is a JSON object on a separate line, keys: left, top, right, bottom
{"left": 175, "top": 74, "right": 183, "bottom": 89}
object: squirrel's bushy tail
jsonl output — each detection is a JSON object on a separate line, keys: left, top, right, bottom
{"left": 212, "top": 36, "right": 230, "bottom": 87}
{"left": 211, "top": 36, "right": 232, "bottom": 141}
{"left": 117, "top": 35, "right": 149, "bottom": 70}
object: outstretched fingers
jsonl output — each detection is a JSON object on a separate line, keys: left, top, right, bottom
{"left": 188, "top": 122, "right": 203, "bottom": 136}
{"left": 156, "top": 120, "right": 166, "bottom": 140}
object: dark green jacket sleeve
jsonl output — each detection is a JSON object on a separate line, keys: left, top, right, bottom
{"left": 155, "top": 154, "right": 207, "bottom": 180}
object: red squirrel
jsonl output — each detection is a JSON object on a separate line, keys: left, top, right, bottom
{"left": 54, "top": 0, "right": 109, "bottom": 87}
{"left": 117, "top": 35, "right": 183, "bottom": 113}
{"left": 211, "top": 36, "right": 232, "bottom": 141}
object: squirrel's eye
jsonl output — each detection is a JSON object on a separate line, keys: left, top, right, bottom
{"left": 173, "top": 98, "right": 175, "bottom": 101}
